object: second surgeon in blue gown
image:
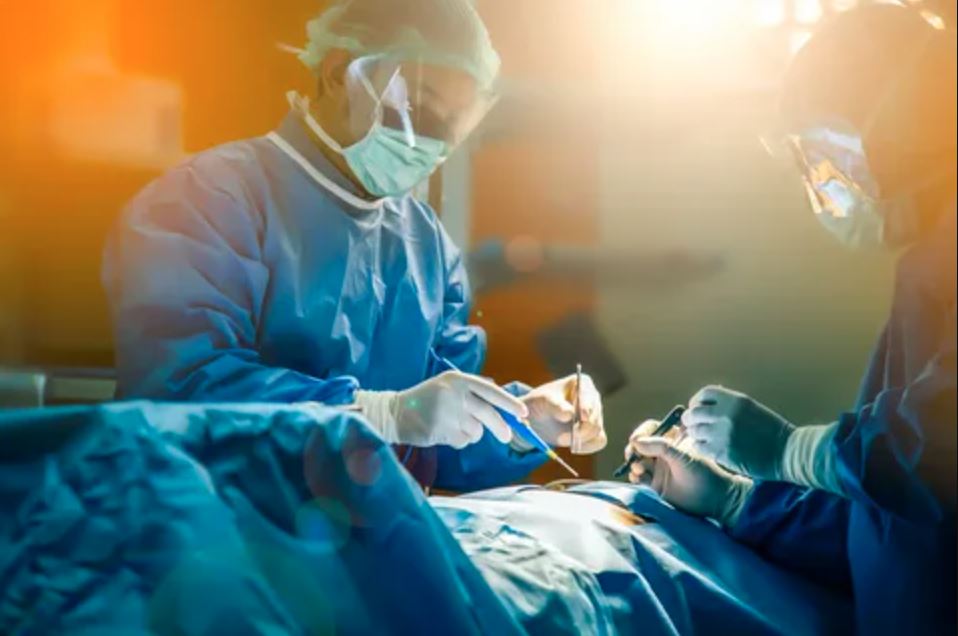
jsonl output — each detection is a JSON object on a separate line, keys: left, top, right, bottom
{"left": 102, "top": 0, "right": 607, "bottom": 491}
{"left": 625, "top": 6, "right": 956, "bottom": 634}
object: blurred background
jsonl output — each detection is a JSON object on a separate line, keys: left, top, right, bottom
{"left": 1, "top": 0, "right": 951, "bottom": 479}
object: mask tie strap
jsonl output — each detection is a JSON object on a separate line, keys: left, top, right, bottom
{"left": 266, "top": 131, "right": 385, "bottom": 211}
{"left": 286, "top": 91, "right": 349, "bottom": 154}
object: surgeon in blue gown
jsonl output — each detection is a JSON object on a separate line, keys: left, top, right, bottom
{"left": 102, "top": 0, "right": 606, "bottom": 491}
{"left": 625, "top": 6, "right": 956, "bottom": 634}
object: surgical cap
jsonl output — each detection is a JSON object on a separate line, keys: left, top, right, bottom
{"left": 781, "top": 4, "right": 957, "bottom": 190}
{"left": 298, "top": 0, "right": 501, "bottom": 90}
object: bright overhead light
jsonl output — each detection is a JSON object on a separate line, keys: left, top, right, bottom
{"left": 646, "top": 0, "right": 741, "bottom": 39}
{"left": 754, "top": 0, "right": 788, "bottom": 27}
{"left": 919, "top": 9, "right": 947, "bottom": 29}
{"left": 831, "top": 0, "right": 858, "bottom": 11}
{"left": 789, "top": 29, "right": 814, "bottom": 55}
{"left": 795, "top": 0, "right": 824, "bottom": 23}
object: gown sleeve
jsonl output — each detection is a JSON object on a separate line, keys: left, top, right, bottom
{"left": 102, "top": 161, "right": 358, "bottom": 404}
{"left": 728, "top": 481, "right": 853, "bottom": 591}
{"left": 832, "top": 303, "right": 956, "bottom": 523}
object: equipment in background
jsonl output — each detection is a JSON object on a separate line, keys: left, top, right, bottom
{"left": 537, "top": 312, "right": 627, "bottom": 397}
{"left": 468, "top": 240, "right": 724, "bottom": 294}
{"left": 0, "top": 368, "right": 116, "bottom": 408}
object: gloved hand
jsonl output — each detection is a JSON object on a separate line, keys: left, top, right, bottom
{"left": 521, "top": 374, "right": 607, "bottom": 454}
{"left": 354, "top": 371, "right": 526, "bottom": 449}
{"left": 627, "top": 419, "right": 754, "bottom": 527}
{"left": 681, "top": 385, "right": 796, "bottom": 481}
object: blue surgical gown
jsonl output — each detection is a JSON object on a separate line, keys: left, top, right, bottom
{"left": 102, "top": 112, "right": 545, "bottom": 490}
{"left": 729, "top": 205, "right": 957, "bottom": 633}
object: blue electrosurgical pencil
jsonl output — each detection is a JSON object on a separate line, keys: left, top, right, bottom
{"left": 431, "top": 351, "right": 579, "bottom": 477}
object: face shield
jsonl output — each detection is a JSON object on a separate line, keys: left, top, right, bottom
{"left": 288, "top": 55, "right": 499, "bottom": 198}
{"left": 759, "top": 16, "right": 949, "bottom": 247}
{"left": 345, "top": 56, "right": 499, "bottom": 156}
{"left": 786, "top": 123, "right": 880, "bottom": 219}
{"left": 284, "top": 0, "right": 502, "bottom": 198}
{"left": 762, "top": 122, "right": 888, "bottom": 248}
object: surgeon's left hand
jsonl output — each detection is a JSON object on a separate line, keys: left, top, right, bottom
{"left": 521, "top": 374, "right": 607, "bottom": 454}
{"left": 625, "top": 428, "right": 754, "bottom": 527}
{"left": 682, "top": 385, "right": 796, "bottom": 481}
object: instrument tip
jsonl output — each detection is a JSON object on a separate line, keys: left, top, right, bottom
{"left": 549, "top": 450, "right": 579, "bottom": 477}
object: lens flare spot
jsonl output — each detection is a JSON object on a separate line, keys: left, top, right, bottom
{"left": 345, "top": 447, "right": 383, "bottom": 486}
{"left": 296, "top": 498, "right": 351, "bottom": 550}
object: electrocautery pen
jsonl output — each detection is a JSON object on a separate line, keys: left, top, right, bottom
{"left": 431, "top": 350, "right": 579, "bottom": 477}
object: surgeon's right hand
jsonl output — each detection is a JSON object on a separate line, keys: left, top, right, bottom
{"left": 626, "top": 420, "right": 754, "bottom": 527}
{"left": 354, "top": 372, "right": 526, "bottom": 449}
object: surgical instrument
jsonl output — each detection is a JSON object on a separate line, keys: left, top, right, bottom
{"left": 431, "top": 350, "right": 579, "bottom": 477}
{"left": 614, "top": 399, "right": 719, "bottom": 478}
{"left": 571, "top": 363, "right": 582, "bottom": 453}
{"left": 613, "top": 404, "right": 686, "bottom": 479}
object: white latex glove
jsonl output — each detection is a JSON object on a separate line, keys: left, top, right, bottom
{"left": 521, "top": 373, "right": 607, "bottom": 454}
{"left": 627, "top": 419, "right": 754, "bottom": 527}
{"left": 354, "top": 371, "right": 526, "bottom": 449}
{"left": 681, "top": 385, "right": 796, "bottom": 481}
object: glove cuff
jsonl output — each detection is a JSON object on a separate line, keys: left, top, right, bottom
{"left": 353, "top": 390, "right": 400, "bottom": 443}
{"left": 781, "top": 423, "right": 845, "bottom": 496}
{"left": 718, "top": 476, "right": 755, "bottom": 528}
